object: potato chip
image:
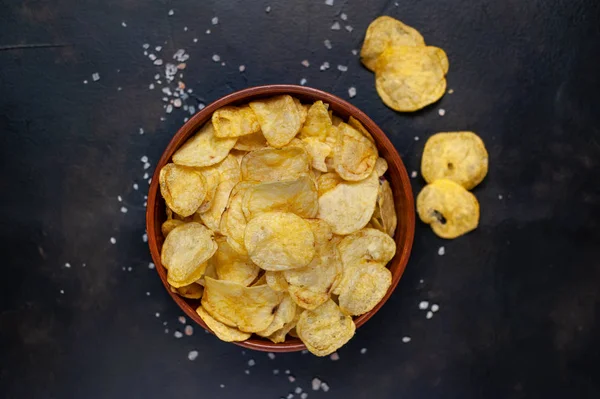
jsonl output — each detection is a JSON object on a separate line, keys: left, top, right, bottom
{"left": 333, "top": 123, "right": 378, "bottom": 181}
{"left": 337, "top": 228, "right": 396, "bottom": 270}
{"left": 360, "top": 16, "right": 425, "bottom": 71}
{"left": 251, "top": 272, "right": 267, "bottom": 286}
{"left": 265, "top": 271, "right": 289, "bottom": 292}
{"left": 376, "top": 179, "right": 397, "bottom": 237}
{"left": 294, "top": 98, "right": 308, "bottom": 125}
{"left": 162, "top": 219, "right": 185, "bottom": 237}
{"left": 195, "top": 167, "right": 220, "bottom": 213}
{"left": 266, "top": 310, "right": 302, "bottom": 343}
{"left": 296, "top": 300, "right": 355, "bottom": 356}
{"left": 347, "top": 116, "right": 375, "bottom": 143}
{"left": 233, "top": 130, "right": 268, "bottom": 151}
{"left": 421, "top": 131, "right": 488, "bottom": 190}
{"left": 300, "top": 101, "right": 331, "bottom": 140}
{"left": 161, "top": 222, "right": 217, "bottom": 287}
{"left": 375, "top": 45, "right": 447, "bottom": 112}
{"left": 196, "top": 306, "right": 252, "bottom": 342}
{"left": 302, "top": 137, "right": 331, "bottom": 172}
{"left": 242, "top": 175, "right": 318, "bottom": 219}
{"left": 316, "top": 172, "right": 343, "bottom": 197}
{"left": 429, "top": 46, "right": 449, "bottom": 74}
{"left": 257, "top": 293, "right": 296, "bottom": 337}
{"left": 159, "top": 163, "right": 207, "bottom": 217}
{"left": 219, "top": 181, "right": 258, "bottom": 255}
{"left": 374, "top": 157, "right": 388, "bottom": 177}
{"left": 244, "top": 212, "right": 315, "bottom": 271}
{"left": 241, "top": 147, "right": 310, "bottom": 182}
{"left": 337, "top": 262, "right": 392, "bottom": 316}
{"left": 416, "top": 179, "right": 479, "bottom": 239}
{"left": 172, "top": 122, "right": 237, "bottom": 167}
{"left": 318, "top": 171, "right": 379, "bottom": 235}
{"left": 249, "top": 95, "right": 303, "bottom": 148}
{"left": 212, "top": 105, "right": 261, "bottom": 138}
{"left": 202, "top": 277, "right": 284, "bottom": 332}
{"left": 212, "top": 238, "right": 260, "bottom": 286}
{"left": 174, "top": 282, "right": 204, "bottom": 299}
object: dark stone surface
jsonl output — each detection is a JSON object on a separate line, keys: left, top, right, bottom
{"left": 1, "top": 0, "right": 600, "bottom": 398}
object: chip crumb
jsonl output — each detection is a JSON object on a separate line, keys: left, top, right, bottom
{"left": 311, "top": 378, "right": 321, "bottom": 390}
{"left": 212, "top": 16, "right": 219, "bottom": 25}
{"left": 438, "top": 108, "right": 446, "bottom": 116}
{"left": 273, "top": 369, "right": 280, "bottom": 375}
{"left": 411, "top": 171, "right": 418, "bottom": 178}
{"left": 188, "top": 350, "right": 199, "bottom": 361}
{"left": 168, "top": 9, "right": 174, "bottom": 16}
{"left": 320, "top": 382, "right": 330, "bottom": 392}
{"left": 267, "top": 352, "right": 276, "bottom": 360}
{"left": 300, "top": 78, "right": 307, "bottom": 85}
{"left": 414, "top": 136, "right": 420, "bottom": 141}
{"left": 92, "top": 73, "right": 100, "bottom": 81}
{"left": 288, "top": 375, "right": 296, "bottom": 383}
{"left": 431, "top": 304, "right": 440, "bottom": 312}
{"left": 324, "top": 39, "right": 332, "bottom": 49}
{"left": 426, "top": 311, "right": 433, "bottom": 319}
{"left": 174, "top": 331, "right": 183, "bottom": 338}
{"left": 185, "top": 325, "right": 194, "bottom": 336}
{"left": 212, "top": 54, "right": 221, "bottom": 62}
{"left": 110, "top": 237, "right": 116, "bottom": 244}
{"left": 325, "top": 0, "right": 334, "bottom": 5}
{"left": 348, "top": 87, "right": 357, "bottom": 98}
{"left": 331, "top": 22, "right": 341, "bottom": 30}
{"left": 120, "top": 206, "right": 128, "bottom": 213}
{"left": 319, "top": 62, "right": 330, "bottom": 71}
{"left": 419, "top": 301, "right": 429, "bottom": 309}
{"left": 402, "top": 336, "right": 411, "bottom": 343}
{"left": 438, "top": 246, "right": 445, "bottom": 256}
{"left": 301, "top": 60, "right": 310, "bottom": 67}
{"left": 337, "top": 64, "right": 348, "bottom": 72}
{"left": 329, "top": 352, "right": 339, "bottom": 361}
{"left": 265, "top": 5, "right": 271, "bottom": 12}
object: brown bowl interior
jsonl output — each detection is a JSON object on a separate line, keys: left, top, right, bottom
{"left": 146, "top": 85, "right": 415, "bottom": 352}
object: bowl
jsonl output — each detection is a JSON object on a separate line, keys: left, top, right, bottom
{"left": 146, "top": 85, "right": 415, "bottom": 352}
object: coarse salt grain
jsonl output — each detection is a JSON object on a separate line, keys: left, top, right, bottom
{"left": 206, "top": 29, "right": 211, "bottom": 34}
{"left": 145, "top": 291, "right": 150, "bottom": 295}
{"left": 340, "top": 12, "right": 348, "bottom": 20}
{"left": 143, "top": 43, "right": 150, "bottom": 49}
{"left": 267, "top": 353, "right": 275, "bottom": 360}
{"left": 329, "top": 352, "right": 339, "bottom": 361}
{"left": 178, "top": 316, "right": 186, "bottom": 324}
{"left": 248, "top": 359, "right": 256, "bottom": 367}
{"left": 331, "top": 22, "right": 341, "bottom": 30}
{"left": 143, "top": 173, "right": 149, "bottom": 179}
{"left": 117, "top": 195, "right": 122, "bottom": 202}
{"left": 288, "top": 375, "right": 296, "bottom": 383}
{"left": 220, "top": 384, "right": 225, "bottom": 388}
{"left": 438, "top": 108, "right": 446, "bottom": 116}
{"left": 168, "top": 9, "right": 174, "bottom": 15}
{"left": 149, "top": 84, "right": 155, "bottom": 90}
{"left": 188, "top": 350, "right": 199, "bottom": 361}
{"left": 419, "top": 301, "right": 429, "bottom": 309}
{"left": 142, "top": 233, "right": 148, "bottom": 242}
{"left": 337, "top": 64, "right": 348, "bottom": 72}
{"left": 141, "top": 155, "right": 148, "bottom": 163}
{"left": 438, "top": 246, "right": 445, "bottom": 256}
{"left": 149, "top": 262, "right": 155, "bottom": 269}
{"left": 183, "top": 26, "right": 188, "bottom": 31}
{"left": 65, "top": 262, "right": 71, "bottom": 268}
{"left": 212, "top": 16, "right": 219, "bottom": 25}
{"left": 301, "top": 60, "right": 310, "bottom": 67}
{"left": 110, "top": 237, "right": 116, "bottom": 244}
{"left": 320, "top": 382, "right": 330, "bottom": 392}
{"left": 426, "top": 311, "right": 433, "bottom": 319}
{"left": 92, "top": 73, "right": 100, "bottom": 81}
{"left": 498, "top": 194, "right": 504, "bottom": 200}
{"left": 352, "top": 49, "right": 358, "bottom": 55}
{"left": 348, "top": 87, "right": 357, "bottom": 98}
{"left": 300, "top": 394, "right": 308, "bottom": 399}
{"left": 121, "top": 22, "right": 127, "bottom": 27}
{"left": 193, "top": 38, "right": 198, "bottom": 43}
{"left": 266, "top": 6, "right": 271, "bottom": 13}
{"left": 295, "top": 387, "right": 302, "bottom": 394}
{"left": 120, "top": 206, "right": 128, "bottom": 213}
{"left": 402, "top": 336, "right": 411, "bottom": 343}
{"left": 184, "top": 325, "right": 194, "bottom": 335}
{"left": 173, "top": 98, "right": 182, "bottom": 108}
{"left": 174, "top": 331, "right": 183, "bottom": 338}
{"left": 286, "top": 394, "right": 293, "bottom": 399}
{"left": 133, "top": 183, "right": 139, "bottom": 190}
{"left": 212, "top": 54, "right": 221, "bottom": 62}
{"left": 285, "top": 369, "right": 290, "bottom": 374}
{"left": 411, "top": 171, "right": 418, "bottom": 178}
{"left": 319, "top": 62, "right": 330, "bottom": 71}
{"left": 60, "top": 289, "right": 64, "bottom": 294}
{"left": 345, "top": 25, "right": 354, "bottom": 32}
{"left": 244, "top": 370, "right": 250, "bottom": 375}
{"left": 414, "top": 136, "right": 420, "bottom": 141}
{"left": 311, "top": 378, "right": 321, "bottom": 391}
{"left": 143, "top": 162, "right": 151, "bottom": 169}
{"left": 324, "top": 39, "right": 332, "bottom": 49}
{"left": 360, "top": 348, "right": 367, "bottom": 354}
{"left": 325, "top": 0, "right": 334, "bottom": 5}
{"left": 448, "top": 89, "right": 454, "bottom": 94}
{"left": 431, "top": 304, "right": 439, "bottom": 312}
{"left": 149, "top": 54, "right": 157, "bottom": 61}
{"left": 154, "top": 59, "right": 163, "bottom": 66}
{"left": 273, "top": 369, "right": 279, "bottom": 375}
{"left": 83, "top": 80, "right": 88, "bottom": 84}
{"left": 300, "top": 78, "right": 307, "bottom": 85}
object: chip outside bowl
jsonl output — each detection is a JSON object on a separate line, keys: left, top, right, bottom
{"left": 146, "top": 85, "right": 415, "bottom": 353}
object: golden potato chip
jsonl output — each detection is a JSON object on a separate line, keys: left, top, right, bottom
{"left": 195, "top": 167, "right": 220, "bottom": 213}
{"left": 296, "top": 299, "right": 355, "bottom": 356}
{"left": 316, "top": 172, "right": 343, "bottom": 197}
{"left": 375, "top": 45, "right": 447, "bottom": 112}
{"left": 375, "top": 157, "right": 388, "bottom": 177}
{"left": 421, "top": 131, "right": 488, "bottom": 190}
{"left": 376, "top": 179, "right": 397, "bottom": 237}
{"left": 337, "top": 228, "right": 396, "bottom": 270}
{"left": 196, "top": 306, "right": 252, "bottom": 342}
{"left": 294, "top": 98, "right": 308, "bottom": 125}
{"left": 302, "top": 137, "right": 331, "bottom": 172}
{"left": 244, "top": 212, "right": 315, "bottom": 271}
{"left": 233, "top": 130, "right": 268, "bottom": 151}
{"left": 333, "top": 123, "right": 378, "bottom": 181}
{"left": 337, "top": 262, "right": 392, "bottom": 316}
{"left": 300, "top": 101, "right": 331, "bottom": 140}
{"left": 249, "top": 95, "right": 303, "bottom": 148}
{"left": 257, "top": 293, "right": 296, "bottom": 337}
{"left": 429, "top": 46, "right": 449, "bottom": 74}
{"left": 212, "top": 238, "right": 260, "bottom": 286}
{"left": 219, "top": 181, "right": 258, "bottom": 255}
{"left": 202, "top": 277, "right": 284, "bottom": 332}
{"left": 242, "top": 175, "right": 318, "bottom": 219}
{"left": 360, "top": 16, "right": 425, "bottom": 71}
{"left": 172, "top": 122, "right": 237, "bottom": 167}
{"left": 241, "top": 147, "right": 310, "bottom": 182}
{"left": 416, "top": 179, "right": 479, "bottom": 239}
{"left": 347, "top": 116, "right": 375, "bottom": 143}
{"left": 162, "top": 219, "right": 185, "bottom": 237}
{"left": 318, "top": 171, "right": 379, "bottom": 235}
{"left": 251, "top": 272, "right": 267, "bottom": 286}
{"left": 159, "top": 163, "right": 207, "bottom": 217}
{"left": 212, "top": 105, "right": 261, "bottom": 138}
{"left": 265, "top": 271, "right": 289, "bottom": 292}
{"left": 174, "top": 282, "right": 204, "bottom": 299}
{"left": 266, "top": 310, "right": 302, "bottom": 343}
{"left": 161, "top": 222, "right": 217, "bottom": 287}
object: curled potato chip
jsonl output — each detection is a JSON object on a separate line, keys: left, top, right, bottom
{"left": 333, "top": 123, "right": 378, "bottom": 181}
{"left": 375, "top": 157, "right": 388, "bottom": 177}
{"left": 421, "top": 132, "right": 488, "bottom": 190}
{"left": 196, "top": 306, "right": 252, "bottom": 342}
{"left": 375, "top": 45, "right": 447, "bottom": 112}
{"left": 296, "top": 300, "right": 355, "bottom": 356}
{"left": 173, "top": 282, "right": 204, "bottom": 299}
{"left": 249, "top": 95, "right": 303, "bottom": 148}
{"left": 244, "top": 212, "right": 316, "bottom": 271}
{"left": 265, "top": 271, "right": 289, "bottom": 292}
{"left": 233, "top": 130, "right": 268, "bottom": 151}
{"left": 202, "top": 277, "right": 284, "bottom": 332}
{"left": 241, "top": 147, "right": 310, "bottom": 182}
{"left": 172, "top": 122, "right": 237, "bottom": 167}
{"left": 337, "top": 262, "right": 392, "bottom": 316}
{"left": 300, "top": 101, "right": 331, "bottom": 140}
{"left": 318, "top": 171, "right": 379, "bottom": 235}
{"left": 161, "top": 222, "right": 217, "bottom": 287}
{"left": 162, "top": 219, "right": 185, "bottom": 237}
{"left": 267, "top": 309, "right": 302, "bottom": 343}
{"left": 212, "top": 238, "right": 260, "bottom": 286}
{"left": 159, "top": 163, "right": 207, "bottom": 217}
{"left": 337, "top": 228, "right": 397, "bottom": 270}
{"left": 257, "top": 293, "right": 296, "bottom": 337}
{"left": 196, "top": 167, "right": 220, "bottom": 213}
{"left": 360, "top": 16, "right": 425, "bottom": 71}
{"left": 219, "top": 181, "right": 258, "bottom": 255}
{"left": 302, "top": 137, "right": 331, "bottom": 172}
{"left": 212, "top": 105, "right": 261, "bottom": 138}
{"left": 416, "top": 179, "right": 479, "bottom": 239}
{"left": 242, "top": 175, "right": 318, "bottom": 219}
{"left": 376, "top": 179, "right": 397, "bottom": 237}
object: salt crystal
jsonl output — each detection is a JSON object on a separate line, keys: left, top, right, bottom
{"left": 92, "top": 73, "right": 100, "bottom": 81}
{"left": 311, "top": 378, "right": 321, "bottom": 390}
{"left": 411, "top": 171, "right": 418, "bottom": 178}
{"left": 206, "top": 29, "right": 211, "bottom": 34}
{"left": 286, "top": 394, "right": 293, "bottom": 399}
{"left": 340, "top": 13, "right": 348, "bottom": 20}
{"left": 142, "top": 233, "right": 148, "bottom": 242}
{"left": 320, "top": 382, "right": 330, "bottom": 392}
{"left": 141, "top": 155, "right": 148, "bottom": 163}
{"left": 431, "top": 304, "right": 439, "bottom": 312}
{"left": 148, "top": 84, "right": 155, "bottom": 90}
{"left": 345, "top": 25, "right": 354, "bottom": 32}
{"left": 155, "top": 46, "right": 162, "bottom": 52}
{"left": 212, "top": 54, "right": 221, "bottom": 62}
{"left": 174, "top": 331, "right": 183, "bottom": 338}
{"left": 273, "top": 369, "right": 279, "bottom": 375}
{"left": 110, "top": 237, "right": 116, "bottom": 244}
{"left": 348, "top": 87, "right": 357, "bottom": 98}
{"left": 300, "top": 394, "right": 308, "bottom": 399}
{"left": 154, "top": 59, "right": 163, "bottom": 66}
{"left": 239, "top": 65, "right": 246, "bottom": 72}
{"left": 173, "top": 98, "right": 182, "bottom": 108}
{"left": 244, "top": 370, "right": 250, "bottom": 375}
{"left": 193, "top": 38, "right": 198, "bottom": 43}
{"left": 288, "top": 375, "right": 296, "bottom": 382}
{"left": 438, "top": 108, "right": 446, "bottom": 116}
{"left": 168, "top": 9, "right": 174, "bottom": 16}
{"left": 185, "top": 325, "right": 194, "bottom": 336}
{"left": 438, "top": 246, "right": 446, "bottom": 256}
{"left": 295, "top": 387, "right": 302, "bottom": 394}
{"left": 267, "top": 352, "right": 275, "bottom": 360}
{"left": 319, "top": 62, "right": 330, "bottom": 71}
{"left": 155, "top": 312, "right": 160, "bottom": 317}
{"left": 179, "top": 316, "right": 186, "bottom": 324}
{"left": 143, "top": 162, "right": 151, "bottom": 169}
{"left": 149, "top": 54, "right": 157, "bottom": 61}
{"left": 337, "top": 64, "right": 348, "bottom": 72}
{"left": 419, "top": 301, "right": 429, "bottom": 309}
{"left": 117, "top": 195, "right": 122, "bottom": 202}
{"left": 325, "top": 0, "right": 334, "bottom": 5}
{"left": 220, "top": 384, "right": 225, "bottom": 388}
{"left": 121, "top": 21, "right": 127, "bottom": 27}
{"left": 143, "top": 173, "right": 149, "bottom": 179}
{"left": 143, "top": 43, "right": 150, "bottom": 49}
{"left": 426, "top": 311, "right": 433, "bottom": 319}
{"left": 83, "top": 80, "right": 88, "bottom": 84}
{"left": 285, "top": 370, "right": 290, "bottom": 374}
{"left": 248, "top": 359, "right": 256, "bottom": 366}
{"left": 82, "top": 263, "right": 86, "bottom": 267}
{"left": 65, "top": 262, "right": 71, "bottom": 268}
{"left": 60, "top": 289, "right": 64, "bottom": 294}
{"left": 148, "top": 262, "right": 155, "bottom": 269}
{"left": 183, "top": 26, "right": 188, "bottom": 31}
{"left": 448, "top": 89, "right": 454, "bottom": 94}
{"left": 360, "top": 348, "right": 367, "bottom": 354}
{"left": 498, "top": 194, "right": 504, "bottom": 200}
{"left": 120, "top": 206, "right": 128, "bottom": 213}
{"left": 166, "top": 104, "right": 173, "bottom": 114}
{"left": 324, "top": 39, "right": 332, "bottom": 49}
{"left": 331, "top": 22, "right": 341, "bottom": 30}
{"left": 133, "top": 183, "right": 139, "bottom": 190}
{"left": 221, "top": 62, "right": 226, "bottom": 66}
{"left": 145, "top": 290, "right": 149, "bottom": 295}
{"left": 188, "top": 350, "right": 199, "bottom": 361}
{"left": 117, "top": 87, "right": 122, "bottom": 91}
{"left": 414, "top": 136, "right": 420, "bottom": 141}
{"left": 164, "top": 328, "right": 169, "bottom": 333}
{"left": 300, "top": 78, "right": 307, "bottom": 85}
{"left": 329, "top": 352, "right": 339, "bottom": 361}
{"left": 211, "top": 16, "right": 219, "bottom": 25}
{"left": 301, "top": 350, "right": 308, "bottom": 354}
{"left": 402, "top": 336, "right": 411, "bottom": 343}
{"left": 351, "top": 49, "right": 358, "bottom": 55}
{"left": 265, "top": 6, "right": 271, "bottom": 12}
{"left": 301, "top": 60, "right": 310, "bottom": 67}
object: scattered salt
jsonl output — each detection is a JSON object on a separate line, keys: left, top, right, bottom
{"left": 211, "top": 16, "right": 219, "bottom": 25}
{"left": 300, "top": 78, "right": 307, "bottom": 85}
{"left": 285, "top": 370, "right": 291, "bottom": 374}
{"left": 414, "top": 136, "right": 420, "bottom": 141}
{"left": 143, "top": 43, "right": 150, "bottom": 49}
{"left": 120, "top": 206, "right": 128, "bottom": 213}
{"left": 360, "top": 348, "right": 367, "bottom": 354}
{"left": 248, "top": 359, "right": 256, "bottom": 367}
{"left": 154, "top": 59, "right": 163, "bottom": 66}
{"left": 295, "top": 387, "right": 302, "bottom": 394}
{"left": 183, "top": 26, "right": 188, "bottom": 31}
{"left": 411, "top": 171, "right": 418, "bottom": 178}
{"left": 206, "top": 29, "right": 211, "bottom": 34}
{"left": 188, "top": 350, "right": 199, "bottom": 361}
{"left": 121, "top": 21, "right": 127, "bottom": 27}
{"left": 92, "top": 73, "right": 100, "bottom": 81}
{"left": 438, "top": 246, "right": 445, "bottom": 256}
{"left": 288, "top": 375, "right": 296, "bottom": 383}
{"left": 174, "top": 331, "right": 183, "bottom": 338}
{"left": 402, "top": 336, "right": 411, "bottom": 343}
{"left": 337, "top": 64, "right": 348, "bottom": 72}
{"left": 267, "top": 353, "right": 276, "bottom": 360}
{"left": 329, "top": 352, "right": 339, "bottom": 361}
{"left": 345, "top": 25, "right": 354, "bottom": 32}
{"left": 340, "top": 13, "right": 348, "bottom": 20}
{"left": 265, "top": 6, "right": 271, "bottom": 13}
{"left": 320, "top": 382, "right": 330, "bottom": 392}
{"left": 319, "top": 62, "right": 330, "bottom": 71}
{"left": 110, "top": 237, "right": 116, "bottom": 244}
{"left": 133, "top": 183, "right": 139, "bottom": 190}
{"left": 448, "top": 89, "right": 454, "bottom": 94}
{"left": 60, "top": 289, "right": 64, "bottom": 294}
{"left": 431, "top": 304, "right": 440, "bottom": 312}
{"left": 142, "top": 233, "right": 148, "bottom": 242}
{"left": 149, "top": 54, "right": 157, "bottom": 61}
{"left": 117, "top": 195, "right": 122, "bottom": 202}
{"left": 168, "top": 9, "right": 174, "bottom": 16}
{"left": 145, "top": 291, "right": 150, "bottom": 295}
{"left": 498, "top": 194, "right": 504, "bottom": 200}
{"left": 64, "top": 262, "right": 71, "bottom": 268}
{"left": 273, "top": 369, "right": 280, "bottom": 375}
{"left": 301, "top": 60, "right": 310, "bottom": 67}
{"left": 143, "top": 173, "right": 149, "bottom": 179}
{"left": 325, "top": 0, "right": 334, "bottom": 6}
{"left": 324, "top": 39, "right": 332, "bottom": 49}
{"left": 83, "top": 80, "right": 88, "bottom": 84}
{"left": 239, "top": 65, "right": 246, "bottom": 72}
{"left": 331, "top": 22, "right": 341, "bottom": 30}
{"left": 193, "top": 38, "right": 198, "bottom": 43}
{"left": 426, "top": 311, "right": 433, "bottom": 319}
{"left": 351, "top": 49, "right": 358, "bottom": 55}
{"left": 348, "top": 87, "right": 357, "bottom": 98}
{"left": 185, "top": 325, "right": 194, "bottom": 336}
{"left": 438, "top": 108, "right": 446, "bottom": 116}
{"left": 148, "top": 262, "right": 155, "bottom": 269}
{"left": 311, "top": 378, "right": 321, "bottom": 390}
{"left": 419, "top": 301, "right": 429, "bottom": 310}
{"left": 212, "top": 54, "right": 221, "bottom": 62}
{"left": 148, "top": 84, "right": 155, "bottom": 90}
{"left": 173, "top": 98, "right": 182, "bottom": 108}
{"left": 244, "top": 370, "right": 250, "bottom": 375}
{"left": 300, "top": 394, "right": 308, "bottom": 399}
{"left": 220, "top": 384, "right": 225, "bottom": 388}
{"left": 143, "top": 162, "right": 151, "bottom": 169}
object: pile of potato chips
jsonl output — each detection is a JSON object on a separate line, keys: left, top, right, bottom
{"left": 158, "top": 95, "right": 398, "bottom": 356}
{"left": 417, "top": 132, "right": 488, "bottom": 238}
{"left": 360, "top": 16, "right": 449, "bottom": 112}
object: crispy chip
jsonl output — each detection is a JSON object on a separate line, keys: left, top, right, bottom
{"left": 174, "top": 282, "right": 204, "bottom": 299}
{"left": 296, "top": 300, "right": 355, "bottom": 356}
{"left": 161, "top": 222, "right": 216, "bottom": 287}
{"left": 212, "top": 238, "right": 260, "bottom": 286}
{"left": 219, "top": 181, "right": 258, "bottom": 255}
{"left": 265, "top": 271, "right": 289, "bottom": 292}
{"left": 347, "top": 116, "right": 375, "bottom": 143}
{"left": 233, "top": 130, "right": 268, "bottom": 151}
{"left": 302, "top": 137, "right": 331, "bottom": 172}
{"left": 162, "top": 219, "right": 185, "bottom": 237}
{"left": 360, "top": 16, "right": 425, "bottom": 71}
{"left": 375, "top": 45, "right": 447, "bottom": 112}
{"left": 376, "top": 179, "right": 397, "bottom": 237}
{"left": 159, "top": 163, "right": 207, "bottom": 217}
{"left": 333, "top": 123, "right": 378, "bottom": 181}
{"left": 241, "top": 147, "right": 310, "bottom": 182}
{"left": 374, "top": 157, "right": 388, "bottom": 177}
{"left": 249, "top": 95, "right": 303, "bottom": 148}
{"left": 416, "top": 179, "right": 480, "bottom": 239}
{"left": 337, "top": 228, "right": 396, "bottom": 270}
{"left": 295, "top": 98, "right": 308, "bottom": 125}
{"left": 316, "top": 172, "right": 343, "bottom": 197}
{"left": 172, "top": 122, "right": 237, "bottom": 167}
{"left": 337, "top": 262, "right": 392, "bottom": 316}
{"left": 196, "top": 306, "right": 252, "bottom": 342}
{"left": 244, "top": 212, "right": 316, "bottom": 271}
{"left": 266, "top": 309, "right": 302, "bottom": 343}
{"left": 300, "top": 101, "right": 331, "bottom": 140}
{"left": 257, "top": 293, "right": 296, "bottom": 337}
{"left": 428, "top": 47, "right": 449, "bottom": 74}
{"left": 242, "top": 175, "right": 318, "bottom": 219}
{"left": 318, "top": 171, "right": 379, "bottom": 235}
{"left": 421, "top": 132, "right": 488, "bottom": 189}
{"left": 212, "top": 105, "right": 261, "bottom": 138}
{"left": 251, "top": 272, "right": 267, "bottom": 286}
{"left": 202, "top": 277, "right": 284, "bottom": 332}
{"left": 195, "top": 167, "right": 220, "bottom": 213}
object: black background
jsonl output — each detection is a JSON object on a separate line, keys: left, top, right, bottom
{"left": 1, "top": 0, "right": 600, "bottom": 398}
